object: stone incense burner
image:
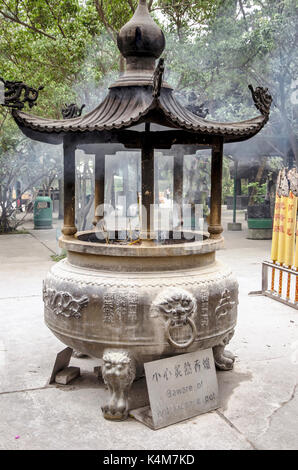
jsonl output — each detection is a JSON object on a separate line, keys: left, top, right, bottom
{"left": 43, "top": 233, "right": 237, "bottom": 420}
{"left": 12, "top": 0, "right": 272, "bottom": 420}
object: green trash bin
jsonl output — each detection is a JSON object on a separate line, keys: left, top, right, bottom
{"left": 34, "top": 196, "right": 53, "bottom": 229}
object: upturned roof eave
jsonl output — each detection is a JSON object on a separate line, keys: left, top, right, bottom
{"left": 12, "top": 86, "right": 268, "bottom": 145}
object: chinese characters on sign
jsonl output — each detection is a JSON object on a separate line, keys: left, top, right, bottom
{"left": 141, "top": 349, "right": 218, "bottom": 429}
{"left": 151, "top": 356, "right": 211, "bottom": 384}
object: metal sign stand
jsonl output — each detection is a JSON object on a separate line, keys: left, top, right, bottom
{"left": 249, "top": 260, "right": 298, "bottom": 310}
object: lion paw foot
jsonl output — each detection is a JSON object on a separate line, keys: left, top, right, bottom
{"left": 101, "top": 350, "right": 136, "bottom": 421}
{"left": 101, "top": 402, "right": 128, "bottom": 421}
{"left": 213, "top": 346, "right": 235, "bottom": 371}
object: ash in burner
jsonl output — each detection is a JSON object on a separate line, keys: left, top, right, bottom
{"left": 77, "top": 231, "right": 206, "bottom": 245}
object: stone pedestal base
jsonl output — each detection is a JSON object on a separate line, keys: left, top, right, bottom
{"left": 228, "top": 222, "right": 242, "bottom": 232}
{"left": 247, "top": 228, "right": 272, "bottom": 240}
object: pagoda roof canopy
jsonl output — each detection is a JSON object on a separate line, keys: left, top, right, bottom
{"left": 11, "top": 0, "right": 272, "bottom": 146}
{"left": 13, "top": 85, "right": 269, "bottom": 144}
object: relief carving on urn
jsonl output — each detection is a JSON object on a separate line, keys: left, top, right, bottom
{"left": 151, "top": 289, "right": 198, "bottom": 349}
{"left": 43, "top": 282, "right": 89, "bottom": 319}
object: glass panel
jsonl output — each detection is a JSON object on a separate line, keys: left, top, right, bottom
{"left": 183, "top": 150, "right": 211, "bottom": 231}
{"left": 104, "top": 150, "right": 141, "bottom": 239}
{"left": 74, "top": 143, "right": 211, "bottom": 245}
{"left": 154, "top": 146, "right": 211, "bottom": 243}
{"left": 75, "top": 150, "right": 95, "bottom": 232}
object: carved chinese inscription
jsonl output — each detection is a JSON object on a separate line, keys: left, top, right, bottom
{"left": 200, "top": 288, "right": 209, "bottom": 328}
{"left": 103, "top": 291, "right": 138, "bottom": 325}
{"left": 215, "top": 289, "right": 235, "bottom": 320}
{"left": 103, "top": 293, "right": 114, "bottom": 324}
{"left": 128, "top": 293, "right": 138, "bottom": 323}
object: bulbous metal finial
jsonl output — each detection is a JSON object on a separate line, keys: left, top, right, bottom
{"left": 110, "top": 0, "right": 170, "bottom": 88}
{"left": 117, "top": 0, "right": 165, "bottom": 59}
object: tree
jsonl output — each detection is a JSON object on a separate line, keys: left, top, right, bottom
{"left": 0, "top": 0, "right": 103, "bottom": 231}
{"left": 157, "top": 0, "right": 220, "bottom": 41}
{"left": 163, "top": 0, "right": 297, "bottom": 165}
{"left": 0, "top": 0, "right": 297, "bottom": 232}
{"left": 0, "top": 134, "right": 62, "bottom": 232}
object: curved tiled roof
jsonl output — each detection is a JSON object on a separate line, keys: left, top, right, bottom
{"left": 13, "top": 85, "right": 268, "bottom": 144}
{"left": 158, "top": 89, "right": 267, "bottom": 139}
{"left": 10, "top": 0, "right": 271, "bottom": 146}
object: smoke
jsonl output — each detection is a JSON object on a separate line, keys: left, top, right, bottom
{"left": 161, "top": 1, "right": 297, "bottom": 170}
{"left": 3, "top": 1, "right": 296, "bottom": 235}
{"left": 72, "top": 33, "right": 119, "bottom": 113}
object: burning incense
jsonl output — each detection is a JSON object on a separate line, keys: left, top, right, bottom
{"left": 284, "top": 191, "right": 297, "bottom": 299}
{"left": 277, "top": 195, "right": 288, "bottom": 296}
{"left": 271, "top": 178, "right": 281, "bottom": 292}
{"left": 294, "top": 221, "right": 298, "bottom": 303}
{"left": 275, "top": 169, "right": 291, "bottom": 297}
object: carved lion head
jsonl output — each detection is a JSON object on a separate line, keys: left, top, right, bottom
{"left": 102, "top": 350, "right": 136, "bottom": 382}
{"left": 152, "top": 289, "right": 197, "bottom": 326}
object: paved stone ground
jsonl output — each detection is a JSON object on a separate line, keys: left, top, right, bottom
{"left": 0, "top": 210, "right": 297, "bottom": 450}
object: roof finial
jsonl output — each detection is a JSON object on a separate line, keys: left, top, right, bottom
{"left": 117, "top": 0, "right": 165, "bottom": 60}
{"left": 248, "top": 84, "right": 272, "bottom": 117}
{"left": 0, "top": 77, "right": 44, "bottom": 110}
{"left": 136, "top": 0, "right": 149, "bottom": 18}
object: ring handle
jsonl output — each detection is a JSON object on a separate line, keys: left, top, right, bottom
{"left": 165, "top": 317, "right": 197, "bottom": 349}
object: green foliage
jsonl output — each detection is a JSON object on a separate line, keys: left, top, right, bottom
{"left": 0, "top": 0, "right": 297, "bottom": 231}
{"left": 93, "top": 0, "right": 138, "bottom": 36}
{"left": 0, "top": 0, "right": 107, "bottom": 232}
{"left": 222, "top": 157, "right": 234, "bottom": 200}
{"left": 247, "top": 182, "right": 268, "bottom": 204}
{"left": 51, "top": 253, "right": 66, "bottom": 262}
{"left": 0, "top": 0, "right": 105, "bottom": 119}
{"left": 164, "top": 0, "right": 297, "bottom": 143}
{"left": 157, "top": 0, "right": 219, "bottom": 39}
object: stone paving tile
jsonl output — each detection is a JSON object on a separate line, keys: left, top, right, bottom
{"left": 0, "top": 387, "right": 253, "bottom": 450}
{"left": 0, "top": 212, "right": 297, "bottom": 449}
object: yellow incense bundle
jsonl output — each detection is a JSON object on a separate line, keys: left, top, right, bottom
{"left": 271, "top": 193, "right": 281, "bottom": 262}
{"left": 277, "top": 196, "right": 288, "bottom": 265}
{"left": 284, "top": 191, "right": 297, "bottom": 267}
{"left": 295, "top": 220, "right": 298, "bottom": 269}
{"left": 295, "top": 221, "right": 298, "bottom": 302}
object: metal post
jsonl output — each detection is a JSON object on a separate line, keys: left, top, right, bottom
{"left": 262, "top": 262, "right": 268, "bottom": 292}
{"left": 58, "top": 178, "right": 64, "bottom": 220}
{"left": 141, "top": 146, "right": 154, "bottom": 239}
{"left": 93, "top": 151, "right": 105, "bottom": 227}
{"left": 62, "top": 137, "right": 77, "bottom": 236}
{"left": 233, "top": 159, "right": 238, "bottom": 224}
{"left": 173, "top": 150, "right": 184, "bottom": 229}
{"left": 208, "top": 140, "right": 224, "bottom": 239}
